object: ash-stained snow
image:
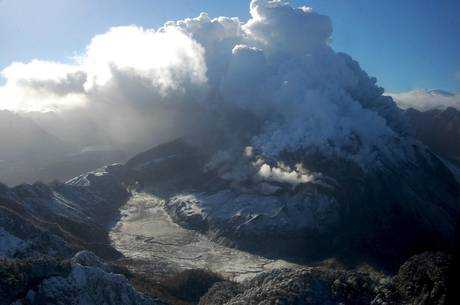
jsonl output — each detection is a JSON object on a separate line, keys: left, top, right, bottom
{"left": 110, "top": 193, "right": 298, "bottom": 282}
{"left": 168, "top": 188, "right": 339, "bottom": 234}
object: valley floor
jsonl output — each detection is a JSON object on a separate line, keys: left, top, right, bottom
{"left": 109, "top": 193, "right": 298, "bottom": 282}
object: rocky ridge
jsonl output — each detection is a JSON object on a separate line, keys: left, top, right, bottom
{"left": 0, "top": 164, "right": 128, "bottom": 260}
{"left": 1, "top": 251, "right": 166, "bottom": 305}
{"left": 199, "top": 252, "right": 454, "bottom": 305}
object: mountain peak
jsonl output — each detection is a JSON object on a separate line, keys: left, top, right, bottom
{"left": 427, "top": 89, "right": 455, "bottom": 97}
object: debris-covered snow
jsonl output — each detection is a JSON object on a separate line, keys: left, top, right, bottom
{"left": 110, "top": 193, "right": 299, "bottom": 282}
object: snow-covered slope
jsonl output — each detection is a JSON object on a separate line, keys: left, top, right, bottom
{"left": 109, "top": 192, "right": 299, "bottom": 282}
{"left": 0, "top": 164, "right": 128, "bottom": 260}
{"left": 121, "top": 136, "right": 459, "bottom": 269}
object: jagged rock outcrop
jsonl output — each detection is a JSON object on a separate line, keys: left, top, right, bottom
{"left": 200, "top": 267, "right": 380, "bottom": 305}
{"left": 0, "top": 256, "right": 72, "bottom": 305}
{"left": 199, "top": 252, "right": 453, "bottom": 305}
{"left": 391, "top": 252, "right": 452, "bottom": 305}
{"left": 1, "top": 251, "right": 167, "bottom": 305}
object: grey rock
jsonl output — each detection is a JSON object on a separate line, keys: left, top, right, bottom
{"left": 199, "top": 267, "right": 379, "bottom": 305}
{"left": 392, "top": 252, "right": 452, "bottom": 305}
{"left": 2, "top": 252, "right": 167, "bottom": 305}
{"left": 199, "top": 252, "right": 454, "bottom": 305}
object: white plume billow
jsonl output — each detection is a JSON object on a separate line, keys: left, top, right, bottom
{"left": 0, "top": 0, "right": 408, "bottom": 166}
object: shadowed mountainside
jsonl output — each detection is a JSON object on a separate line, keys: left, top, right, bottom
{"left": 406, "top": 107, "right": 460, "bottom": 165}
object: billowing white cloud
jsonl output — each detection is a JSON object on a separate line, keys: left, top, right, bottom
{"left": 244, "top": 0, "right": 332, "bottom": 55}
{"left": 0, "top": 25, "right": 209, "bottom": 147}
{"left": 389, "top": 89, "right": 460, "bottom": 111}
{"left": 0, "top": 60, "right": 87, "bottom": 112}
{"left": 82, "top": 26, "right": 207, "bottom": 94}
{"left": 258, "top": 162, "right": 314, "bottom": 186}
{"left": 0, "top": 0, "right": 407, "bottom": 166}
{"left": 0, "top": 26, "right": 207, "bottom": 113}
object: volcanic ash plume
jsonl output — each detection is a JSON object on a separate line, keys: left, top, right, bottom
{"left": 0, "top": 0, "right": 408, "bottom": 164}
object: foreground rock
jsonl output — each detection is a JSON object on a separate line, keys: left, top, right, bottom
{"left": 200, "top": 268, "right": 378, "bottom": 305}
{"left": 199, "top": 252, "right": 454, "bottom": 305}
{"left": 1, "top": 251, "right": 166, "bottom": 305}
{"left": 392, "top": 252, "right": 453, "bottom": 305}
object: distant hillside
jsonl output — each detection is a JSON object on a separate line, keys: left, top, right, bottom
{"left": 0, "top": 110, "right": 71, "bottom": 161}
{"left": 406, "top": 107, "right": 460, "bottom": 164}
{"left": 0, "top": 110, "right": 127, "bottom": 186}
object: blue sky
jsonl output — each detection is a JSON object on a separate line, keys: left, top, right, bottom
{"left": 0, "top": 0, "right": 459, "bottom": 92}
